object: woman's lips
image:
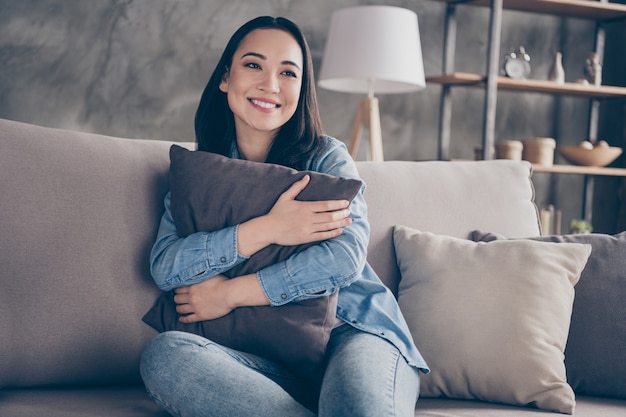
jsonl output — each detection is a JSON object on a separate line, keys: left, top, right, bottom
{"left": 249, "top": 98, "right": 280, "bottom": 109}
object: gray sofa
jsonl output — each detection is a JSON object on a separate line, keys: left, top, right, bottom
{"left": 1, "top": 117, "right": 625, "bottom": 416}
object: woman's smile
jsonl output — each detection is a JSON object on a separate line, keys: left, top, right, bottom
{"left": 249, "top": 97, "right": 281, "bottom": 110}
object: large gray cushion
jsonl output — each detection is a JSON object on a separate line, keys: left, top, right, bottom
{"left": 143, "top": 145, "right": 361, "bottom": 381}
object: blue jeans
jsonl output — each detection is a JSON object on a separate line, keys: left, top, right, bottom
{"left": 140, "top": 325, "right": 420, "bottom": 417}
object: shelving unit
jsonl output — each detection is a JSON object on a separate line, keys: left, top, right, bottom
{"left": 430, "top": 0, "right": 626, "bottom": 20}
{"left": 426, "top": 72, "right": 626, "bottom": 98}
{"left": 427, "top": 0, "right": 626, "bottom": 222}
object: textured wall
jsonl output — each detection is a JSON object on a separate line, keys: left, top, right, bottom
{"left": 1, "top": 0, "right": 624, "bottom": 232}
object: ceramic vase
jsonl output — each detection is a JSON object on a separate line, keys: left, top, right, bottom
{"left": 548, "top": 52, "right": 565, "bottom": 84}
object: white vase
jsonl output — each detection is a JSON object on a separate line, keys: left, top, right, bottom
{"left": 548, "top": 52, "right": 565, "bottom": 84}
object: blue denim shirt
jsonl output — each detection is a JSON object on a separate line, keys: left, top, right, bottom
{"left": 150, "top": 136, "right": 429, "bottom": 373}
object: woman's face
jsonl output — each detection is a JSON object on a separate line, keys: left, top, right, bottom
{"left": 220, "top": 28, "right": 303, "bottom": 143}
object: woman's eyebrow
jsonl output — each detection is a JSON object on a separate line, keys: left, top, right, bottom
{"left": 241, "top": 52, "right": 301, "bottom": 70}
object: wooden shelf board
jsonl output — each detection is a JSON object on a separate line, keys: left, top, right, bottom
{"left": 450, "top": 160, "right": 626, "bottom": 176}
{"left": 426, "top": 72, "right": 626, "bottom": 98}
{"left": 430, "top": 0, "right": 626, "bottom": 21}
{"left": 532, "top": 163, "right": 626, "bottom": 176}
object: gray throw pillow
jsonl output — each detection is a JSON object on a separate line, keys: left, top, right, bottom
{"left": 143, "top": 145, "right": 362, "bottom": 382}
{"left": 470, "top": 230, "right": 626, "bottom": 400}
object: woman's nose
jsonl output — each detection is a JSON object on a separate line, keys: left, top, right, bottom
{"left": 258, "top": 74, "right": 279, "bottom": 93}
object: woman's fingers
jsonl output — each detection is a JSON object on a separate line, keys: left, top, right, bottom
{"left": 175, "top": 303, "right": 192, "bottom": 315}
{"left": 265, "top": 176, "right": 353, "bottom": 245}
{"left": 279, "top": 175, "right": 310, "bottom": 201}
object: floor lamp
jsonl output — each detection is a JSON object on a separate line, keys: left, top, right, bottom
{"left": 318, "top": 6, "right": 425, "bottom": 161}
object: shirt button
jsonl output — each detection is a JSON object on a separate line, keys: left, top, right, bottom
{"left": 220, "top": 257, "right": 227, "bottom": 263}
{"left": 281, "top": 294, "right": 287, "bottom": 300}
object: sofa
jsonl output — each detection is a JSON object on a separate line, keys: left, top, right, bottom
{"left": 1, "top": 117, "right": 625, "bottom": 417}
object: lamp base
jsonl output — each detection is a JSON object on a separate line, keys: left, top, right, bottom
{"left": 348, "top": 97, "right": 383, "bottom": 162}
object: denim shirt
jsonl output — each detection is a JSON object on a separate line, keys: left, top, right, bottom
{"left": 150, "top": 136, "right": 429, "bottom": 373}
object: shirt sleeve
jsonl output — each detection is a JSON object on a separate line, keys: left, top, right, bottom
{"left": 257, "top": 138, "right": 370, "bottom": 305}
{"left": 149, "top": 193, "right": 249, "bottom": 291}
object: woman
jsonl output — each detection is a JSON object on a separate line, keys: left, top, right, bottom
{"left": 140, "top": 16, "right": 428, "bottom": 417}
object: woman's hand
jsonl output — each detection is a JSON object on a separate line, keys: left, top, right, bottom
{"left": 173, "top": 273, "right": 270, "bottom": 323}
{"left": 174, "top": 275, "right": 233, "bottom": 323}
{"left": 238, "top": 175, "right": 352, "bottom": 256}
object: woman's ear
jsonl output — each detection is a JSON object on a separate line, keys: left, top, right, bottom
{"left": 219, "top": 67, "right": 230, "bottom": 93}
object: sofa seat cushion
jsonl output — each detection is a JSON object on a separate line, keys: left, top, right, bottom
{"left": 2, "top": 388, "right": 625, "bottom": 417}
{"left": 414, "top": 397, "right": 626, "bottom": 417}
{"left": 0, "top": 386, "right": 169, "bottom": 417}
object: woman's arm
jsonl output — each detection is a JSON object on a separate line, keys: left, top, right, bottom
{"left": 257, "top": 138, "right": 370, "bottom": 306}
{"left": 154, "top": 138, "right": 365, "bottom": 318}
{"left": 162, "top": 166, "right": 354, "bottom": 322}
{"left": 150, "top": 173, "right": 352, "bottom": 292}
{"left": 237, "top": 174, "right": 352, "bottom": 256}
{"left": 172, "top": 273, "right": 269, "bottom": 323}
{"left": 149, "top": 193, "right": 250, "bottom": 291}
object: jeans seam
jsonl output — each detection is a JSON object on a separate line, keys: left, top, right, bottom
{"left": 386, "top": 347, "right": 400, "bottom": 417}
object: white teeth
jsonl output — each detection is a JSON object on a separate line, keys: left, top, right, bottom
{"left": 251, "top": 99, "right": 277, "bottom": 109}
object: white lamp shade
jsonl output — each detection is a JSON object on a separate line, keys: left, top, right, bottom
{"left": 318, "top": 6, "right": 425, "bottom": 95}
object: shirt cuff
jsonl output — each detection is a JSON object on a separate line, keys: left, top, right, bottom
{"left": 205, "top": 225, "right": 243, "bottom": 269}
{"left": 257, "top": 261, "right": 293, "bottom": 305}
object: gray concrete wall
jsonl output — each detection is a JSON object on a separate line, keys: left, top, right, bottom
{"left": 1, "top": 0, "right": 624, "bottom": 233}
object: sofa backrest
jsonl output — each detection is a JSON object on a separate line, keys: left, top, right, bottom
{"left": 1, "top": 118, "right": 171, "bottom": 388}
{"left": 0, "top": 118, "right": 540, "bottom": 389}
{"left": 356, "top": 160, "right": 540, "bottom": 293}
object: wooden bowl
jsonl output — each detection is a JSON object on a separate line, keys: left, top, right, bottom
{"left": 557, "top": 146, "right": 622, "bottom": 167}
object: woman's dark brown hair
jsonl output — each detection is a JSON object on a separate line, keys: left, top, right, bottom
{"left": 194, "top": 16, "right": 324, "bottom": 170}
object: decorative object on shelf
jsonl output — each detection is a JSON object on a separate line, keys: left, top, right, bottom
{"left": 540, "top": 205, "right": 562, "bottom": 236}
{"left": 318, "top": 5, "right": 425, "bottom": 161}
{"left": 557, "top": 140, "right": 622, "bottom": 167}
{"left": 570, "top": 219, "right": 593, "bottom": 234}
{"left": 473, "top": 146, "right": 494, "bottom": 160}
{"left": 522, "top": 137, "right": 556, "bottom": 167}
{"left": 548, "top": 52, "right": 565, "bottom": 84}
{"left": 503, "top": 46, "right": 531, "bottom": 80}
{"left": 583, "top": 52, "right": 602, "bottom": 86}
{"left": 495, "top": 140, "right": 523, "bottom": 160}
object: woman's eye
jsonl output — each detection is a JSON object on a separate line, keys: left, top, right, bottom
{"left": 244, "top": 62, "right": 261, "bottom": 70}
{"left": 282, "top": 70, "right": 297, "bottom": 78}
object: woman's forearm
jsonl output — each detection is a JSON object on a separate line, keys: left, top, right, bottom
{"left": 175, "top": 273, "right": 270, "bottom": 323}
{"left": 227, "top": 273, "right": 271, "bottom": 308}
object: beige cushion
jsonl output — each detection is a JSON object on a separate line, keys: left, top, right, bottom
{"left": 394, "top": 226, "right": 591, "bottom": 414}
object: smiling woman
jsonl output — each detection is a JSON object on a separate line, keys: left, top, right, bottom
{"left": 192, "top": 16, "right": 325, "bottom": 172}
{"left": 139, "top": 15, "right": 428, "bottom": 417}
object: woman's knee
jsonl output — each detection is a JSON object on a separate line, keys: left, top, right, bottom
{"left": 321, "top": 328, "right": 420, "bottom": 416}
{"left": 140, "top": 331, "right": 208, "bottom": 388}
